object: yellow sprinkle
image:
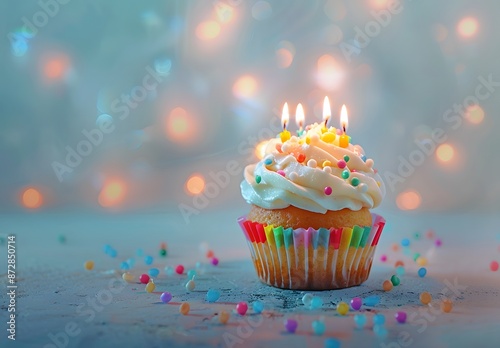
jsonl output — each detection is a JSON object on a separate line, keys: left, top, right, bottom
{"left": 219, "top": 310, "right": 230, "bottom": 324}
{"left": 321, "top": 132, "right": 336, "bottom": 143}
{"left": 84, "top": 260, "right": 94, "bottom": 271}
{"left": 322, "top": 160, "right": 331, "bottom": 168}
{"left": 336, "top": 302, "right": 349, "bottom": 315}
{"left": 145, "top": 281, "right": 156, "bottom": 293}
{"left": 416, "top": 257, "right": 428, "bottom": 266}
{"left": 122, "top": 272, "right": 134, "bottom": 283}
{"left": 305, "top": 137, "right": 311, "bottom": 145}
{"left": 179, "top": 302, "right": 190, "bottom": 315}
{"left": 377, "top": 181, "right": 381, "bottom": 187}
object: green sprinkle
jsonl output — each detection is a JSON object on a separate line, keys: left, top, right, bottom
{"left": 256, "top": 175, "right": 262, "bottom": 184}
{"left": 159, "top": 249, "right": 167, "bottom": 257}
{"left": 58, "top": 235, "right": 66, "bottom": 244}
{"left": 342, "top": 170, "right": 350, "bottom": 179}
{"left": 351, "top": 177, "right": 360, "bottom": 186}
{"left": 413, "top": 253, "right": 421, "bottom": 262}
{"left": 343, "top": 155, "right": 350, "bottom": 162}
{"left": 391, "top": 275, "right": 400, "bottom": 286}
{"left": 414, "top": 232, "right": 421, "bottom": 240}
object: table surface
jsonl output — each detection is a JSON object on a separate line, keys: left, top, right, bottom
{"left": 1, "top": 209, "right": 500, "bottom": 348}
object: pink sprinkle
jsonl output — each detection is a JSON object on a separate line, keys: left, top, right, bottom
{"left": 324, "top": 186, "right": 332, "bottom": 195}
{"left": 211, "top": 257, "right": 219, "bottom": 266}
{"left": 337, "top": 160, "right": 346, "bottom": 169}
{"left": 380, "top": 254, "right": 387, "bottom": 262}
{"left": 435, "top": 239, "right": 442, "bottom": 247}
{"left": 277, "top": 170, "right": 286, "bottom": 177}
{"left": 490, "top": 261, "right": 499, "bottom": 272}
{"left": 351, "top": 169, "right": 357, "bottom": 173}
{"left": 236, "top": 302, "right": 248, "bottom": 315}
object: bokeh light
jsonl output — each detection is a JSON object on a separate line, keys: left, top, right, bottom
{"left": 196, "top": 21, "right": 221, "bottom": 40}
{"left": 165, "top": 107, "right": 197, "bottom": 143}
{"left": 252, "top": 1, "right": 273, "bottom": 21}
{"left": 465, "top": 105, "right": 485, "bottom": 124}
{"left": 255, "top": 140, "right": 268, "bottom": 159}
{"left": 233, "top": 75, "right": 258, "bottom": 99}
{"left": 214, "top": 1, "right": 235, "bottom": 23}
{"left": 275, "top": 41, "right": 295, "bottom": 69}
{"left": 21, "top": 187, "right": 43, "bottom": 209}
{"left": 316, "top": 54, "right": 345, "bottom": 91}
{"left": 99, "top": 180, "right": 126, "bottom": 207}
{"left": 396, "top": 190, "right": 422, "bottom": 211}
{"left": 436, "top": 143, "right": 455, "bottom": 163}
{"left": 43, "top": 54, "right": 70, "bottom": 80}
{"left": 457, "top": 17, "right": 478, "bottom": 38}
{"left": 324, "top": 0, "right": 346, "bottom": 21}
{"left": 186, "top": 174, "right": 205, "bottom": 195}
{"left": 369, "top": 0, "right": 390, "bottom": 9}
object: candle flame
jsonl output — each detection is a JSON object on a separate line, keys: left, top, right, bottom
{"left": 281, "top": 102, "right": 289, "bottom": 129}
{"left": 323, "top": 96, "right": 331, "bottom": 128}
{"left": 295, "top": 103, "right": 305, "bottom": 129}
{"left": 340, "top": 104, "right": 348, "bottom": 133}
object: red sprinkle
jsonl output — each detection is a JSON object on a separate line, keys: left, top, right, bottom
{"left": 490, "top": 261, "right": 499, "bottom": 272}
{"left": 297, "top": 153, "right": 306, "bottom": 163}
{"left": 139, "top": 274, "right": 150, "bottom": 284}
{"left": 175, "top": 265, "right": 184, "bottom": 274}
{"left": 206, "top": 250, "right": 214, "bottom": 258}
{"left": 324, "top": 186, "right": 332, "bottom": 195}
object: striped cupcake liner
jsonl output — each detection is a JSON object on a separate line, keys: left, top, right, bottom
{"left": 238, "top": 214, "right": 386, "bottom": 290}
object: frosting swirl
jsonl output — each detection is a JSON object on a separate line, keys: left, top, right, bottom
{"left": 240, "top": 123, "right": 385, "bottom": 213}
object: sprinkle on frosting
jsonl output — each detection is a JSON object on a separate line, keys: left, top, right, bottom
{"left": 241, "top": 122, "right": 386, "bottom": 213}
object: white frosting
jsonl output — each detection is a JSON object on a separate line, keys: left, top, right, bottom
{"left": 241, "top": 123, "right": 385, "bottom": 213}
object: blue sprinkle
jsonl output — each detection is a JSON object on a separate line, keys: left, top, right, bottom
{"left": 361, "top": 155, "right": 367, "bottom": 162}
{"left": 164, "top": 266, "right": 174, "bottom": 276}
{"left": 144, "top": 255, "right": 154, "bottom": 265}
{"left": 136, "top": 249, "right": 144, "bottom": 257}
{"left": 103, "top": 244, "right": 113, "bottom": 254}
{"left": 120, "top": 262, "right": 129, "bottom": 270}
{"left": 108, "top": 249, "right": 117, "bottom": 258}
{"left": 396, "top": 266, "right": 405, "bottom": 276}
{"left": 148, "top": 268, "right": 160, "bottom": 277}
{"left": 206, "top": 289, "right": 221, "bottom": 303}
{"left": 418, "top": 267, "right": 427, "bottom": 278}
{"left": 310, "top": 296, "right": 323, "bottom": 309}
{"left": 187, "top": 269, "right": 197, "bottom": 279}
{"left": 373, "top": 324, "right": 388, "bottom": 338}
{"left": 373, "top": 314, "right": 386, "bottom": 326}
{"left": 264, "top": 158, "right": 273, "bottom": 165}
{"left": 126, "top": 258, "right": 135, "bottom": 267}
{"left": 252, "top": 300, "right": 264, "bottom": 314}
{"left": 401, "top": 238, "right": 410, "bottom": 247}
{"left": 364, "top": 295, "right": 380, "bottom": 306}
{"left": 354, "top": 314, "right": 367, "bottom": 329}
{"left": 324, "top": 338, "right": 341, "bottom": 348}
{"left": 312, "top": 320, "right": 325, "bottom": 335}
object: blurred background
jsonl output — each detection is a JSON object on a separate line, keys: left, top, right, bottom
{"left": 1, "top": 0, "right": 499, "bottom": 217}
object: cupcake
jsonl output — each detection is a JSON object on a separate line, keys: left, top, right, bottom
{"left": 238, "top": 121, "right": 386, "bottom": 290}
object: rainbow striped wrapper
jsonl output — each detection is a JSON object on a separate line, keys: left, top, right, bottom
{"left": 238, "top": 214, "right": 386, "bottom": 290}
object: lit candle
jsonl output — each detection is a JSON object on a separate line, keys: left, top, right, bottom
{"left": 339, "top": 104, "right": 349, "bottom": 148}
{"left": 280, "top": 102, "right": 291, "bottom": 143}
{"left": 322, "top": 96, "right": 331, "bottom": 133}
{"left": 295, "top": 103, "right": 305, "bottom": 137}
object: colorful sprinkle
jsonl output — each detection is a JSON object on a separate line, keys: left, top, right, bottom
{"left": 145, "top": 280, "right": 155, "bottom": 293}
{"left": 337, "top": 160, "right": 346, "bottom": 169}
{"left": 382, "top": 280, "right": 393, "bottom": 291}
{"left": 351, "top": 178, "right": 360, "bottom": 186}
{"left": 373, "top": 314, "right": 385, "bottom": 325}
{"left": 390, "top": 275, "right": 400, "bottom": 286}
{"left": 122, "top": 272, "right": 134, "bottom": 283}
{"left": 420, "top": 292, "right": 432, "bottom": 305}
{"left": 341, "top": 170, "right": 350, "bottom": 179}
{"left": 148, "top": 268, "right": 160, "bottom": 277}
{"left": 144, "top": 255, "right": 153, "bottom": 265}
{"left": 160, "top": 292, "right": 172, "bottom": 303}
{"left": 139, "top": 274, "right": 150, "bottom": 284}
{"left": 490, "top": 261, "right": 499, "bottom": 272}
{"left": 373, "top": 325, "right": 388, "bottom": 338}
{"left": 350, "top": 297, "right": 362, "bottom": 311}
{"left": 253, "top": 301, "right": 264, "bottom": 314}
{"left": 396, "top": 266, "right": 405, "bottom": 276}
{"left": 364, "top": 295, "right": 380, "bottom": 307}
{"left": 324, "top": 186, "right": 332, "bottom": 195}
{"left": 310, "top": 297, "right": 323, "bottom": 309}
{"left": 361, "top": 155, "right": 367, "bottom": 162}
{"left": 84, "top": 260, "right": 94, "bottom": 271}
{"left": 343, "top": 155, "right": 350, "bottom": 162}
{"left": 297, "top": 153, "right": 306, "bottom": 163}
{"left": 185, "top": 279, "right": 195, "bottom": 292}
{"left": 211, "top": 257, "right": 219, "bottom": 266}
{"left": 307, "top": 159, "right": 317, "bottom": 168}
{"left": 179, "top": 302, "right": 190, "bottom": 315}
{"left": 175, "top": 265, "right": 184, "bottom": 274}
{"left": 322, "top": 160, "right": 332, "bottom": 167}
{"left": 312, "top": 320, "right": 326, "bottom": 335}
{"left": 336, "top": 302, "right": 349, "bottom": 315}
{"left": 236, "top": 302, "right": 248, "bottom": 315}
{"left": 284, "top": 319, "right": 298, "bottom": 333}
{"left": 354, "top": 314, "right": 367, "bottom": 329}
{"left": 159, "top": 249, "right": 167, "bottom": 257}
{"left": 264, "top": 158, "right": 273, "bottom": 165}
{"left": 324, "top": 338, "right": 341, "bottom": 348}
{"left": 413, "top": 252, "right": 421, "bottom": 261}
{"left": 435, "top": 238, "right": 443, "bottom": 247}
{"left": 276, "top": 143, "right": 283, "bottom": 153}
{"left": 380, "top": 254, "right": 387, "bottom": 262}
{"left": 219, "top": 311, "right": 230, "bottom": 324}
{"left": 321, "top": 132, "right": 335, "bottom": 144}
{"left": 187, "top": 269, "right": 197, "bottom": 279}
{"left": 277, "top": 170, "right": 286, "bottom": 177}
{"left": 401, "top": 238, "right": 410, "bottom": 247}
{"left": 441, "top": 299, "right": 453, "bottom": 313}
{"left": 418, "top": 267, "right": 427, "bottom": 277}
{"left": 395, "top": 260, "right": 404, "bottom": 267}
{"left": 206, "top": 289, "right": 221, "bottom": 303}
{"left": 256, "top": 175, "right": 262, "bottom": 184}
{"left": 395, "top": 311, "right": 407, "bottom": 324}
{"left": 416, "top": 257, "right": 428, "bottom": 266}
{"left": 164, "top": 266, "right": 174, "bottom": 276}
{"left": 302, "top": 293, "right": 313, "bottom": 306}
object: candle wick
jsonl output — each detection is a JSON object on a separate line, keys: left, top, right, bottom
{"left": 343, "top": 125, "right": 346, "bottom": 134}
